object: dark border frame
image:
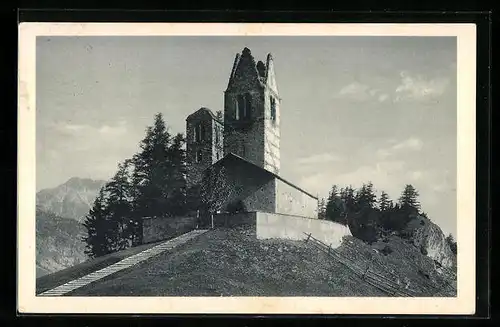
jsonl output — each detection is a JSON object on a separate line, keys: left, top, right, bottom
{"left": 7, "top": 8, "right": 492, "bottom": 326}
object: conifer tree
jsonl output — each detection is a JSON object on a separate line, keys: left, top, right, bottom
{"left": 340, "top": 185, "right": 356, "bottom": 213}
{"left": 82, "top": 188, "right": 111, "bottom": 258}
{"left": 355, "top": 182, "right": 376, "bottom": 211}
{"left": 325, "top": 185, "right": 345, "bottom": 224}
{"left": 378, "top": 191, "right": 391, "bottom": 212}
{"left": 132, "top": 113, "right": 172, "bottom": 220}
{"left": 166, "top": 133, "right": 187, "bottom": 216}
{"left": 445, "top": 233, "right": 457, "bottom": 255}
{"left": 398, "top": 184, "right": 421, "bottom": 213}
{"left": 317, "top": 198, "right": 327, "bottom": 219}
{"left": 105, "top": 160, "right": 133, "bottom": 251}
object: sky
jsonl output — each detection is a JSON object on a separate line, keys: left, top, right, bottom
{"left": 36, "top": 35, "right": 457, "bottom": 236}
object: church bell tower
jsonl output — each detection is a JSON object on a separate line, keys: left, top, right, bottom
{"left": 223, "top": 47, "right": 281, "bottom": 175}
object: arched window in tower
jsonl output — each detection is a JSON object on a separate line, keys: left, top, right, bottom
{"left": 196, "top": 150, "right": 203, "bottom": 163}
{"left": 244, "top": 93, "right": 252, "bottom": 119}
{"left": 200, "top": 124, "right": 205, "bottom": 141}
{"left": 194, "top": 124, "right": 199, "bottom": 142}
{"left": 194, "top": 123, "right": 204, "bottom": 142}
{"left": 237, "top": 94, "right": 245, "bottom": 120}
{"left": 234, "top": 97, "right": 239, "bottom": 120}
{"left": 270, "top": 96, "right": 276, "bottom": 123}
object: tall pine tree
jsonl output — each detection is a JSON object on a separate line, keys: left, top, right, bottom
{"left": 105, "top": 160, "right": 134, "bottom": 251}
{"left": 325, "top": 185, "right": 346, "bottom": 224}
{"left": 398, "top": 184, "right": 421, "bottom": 214}
{"left": 378, "top": 191, "right": 391, "bottom": 212}
{"left": 82, "top": 188, "right": 111, "bottom": 258}
{"left": 166, "top": 132, "right": 187, "bottom": 216}
{"left": 132, "top": 113, "right": 172, "bottom": 220}
{"left": 355, "top": 182, "right": 376, "bottom": 211}
{"left": 340, "top": 186, "right": 356, "bottom": 213}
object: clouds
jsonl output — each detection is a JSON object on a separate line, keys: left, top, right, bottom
{"left": 394, "top": 71, "right": 450, "bottom": 102}
{"left": 391, "top": 137, "right": 424, "bottom": 151}
{"left": 376, "top": 137, "right": 424, "bottom": 159}
{"left": 336, "top": 70, "right": 451, "bottom": 104}
{"left": 39, "top": 119, "right": 138, "bottom": 186}
{"left": 53, "top": 120, "right": 128, "bottom": 138}
{"left": 337, "top": 81, "right": 390, "bottom": 103}
{"left": 296, "top": 152, "right": 343, "bottom": 165}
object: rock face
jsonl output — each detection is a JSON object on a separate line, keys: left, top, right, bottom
{"left": 405, "top": 216, "right": 456, "bottom": 268}
{"left": 36, "top": 177, "right": 106, "bottom": 222}
{"left": 36, "top": 207, "right": 88, "bottom": 278}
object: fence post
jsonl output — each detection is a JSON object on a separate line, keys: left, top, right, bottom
{"left": 196, "top": 210, "right": 200, "bottom": 229}
{"left": 305, "top": 233, "right": 311, "bottom": 243}
{"left": 211, "top": 214, "right": 214, "bottom": 229}
{"left": 363, "top": 265, "right": 369, "bottom": 279}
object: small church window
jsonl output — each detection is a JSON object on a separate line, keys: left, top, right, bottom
{"left": 270, "top": 96, "right": 276, "bottom": 122}
{"left": 194, "top": 123, "right": 205, "bottom": 143}
{"left": 194, "top": 123, "right": 203, "bottom": 142}
{"left": 234, "top": 97, "right": 239, "bottom": 120}
{"left": 244, "top": 93, "right": 252, "bottom": 118}
{"left": 196, "top": 150, "right": 203, "bottom": 163}
{"left": 237, "top": 94, "right": 245, "bottom": 120}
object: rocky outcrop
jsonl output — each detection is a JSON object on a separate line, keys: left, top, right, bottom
{"left": 404, "top": 216, "right": 456, "bottom": 268}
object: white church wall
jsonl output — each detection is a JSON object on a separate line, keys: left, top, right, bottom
{"left": 275, "top": 178, "right": 318, "bottom": 218}
{"left": 256, "top": 212, "right": 352, "bottom": 249}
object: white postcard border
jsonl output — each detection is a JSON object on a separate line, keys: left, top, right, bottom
{"left": 18, "top": 22, "right": 477, "bottom": 315}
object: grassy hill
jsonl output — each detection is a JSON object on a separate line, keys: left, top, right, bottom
{"left": 38, "top": 226, "right": 456, "bottom": 297}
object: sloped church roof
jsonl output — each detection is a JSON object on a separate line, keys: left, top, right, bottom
{"left": 209, "top": 153, "right": 318, "bottom": 200}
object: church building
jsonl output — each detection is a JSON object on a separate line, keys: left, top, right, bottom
{"left": 186, "top": 47, "right": 318, "bottom": 219}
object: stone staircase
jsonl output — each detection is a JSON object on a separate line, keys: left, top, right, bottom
{"left": 39, "top": 229, "right": 209, "bottom": 296}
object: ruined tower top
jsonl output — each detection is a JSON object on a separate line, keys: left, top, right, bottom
{"left": 223, "top": 47, "right": 281, "bottom": 175}
{"left": 226, "top": 47, "right": 279, "bottom": 97}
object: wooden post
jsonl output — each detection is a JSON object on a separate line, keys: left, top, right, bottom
{"left": 195, "top": 210, "right": 199, "bottom": 229}
{"left": 363, "top": 266, "right": 369, "bottom": 279}
{"left": 305, "top": 233, "right": 311, "bottom": 243}
{"left": 211, "top": 214, "right": 214, "bottom": 229}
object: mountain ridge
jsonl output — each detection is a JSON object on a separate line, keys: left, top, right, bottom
{"left": 36, "top": 177, "right": 107, "bottom": 222}
{"left": 36, "top": 207, "right": 88, "bottom": 278}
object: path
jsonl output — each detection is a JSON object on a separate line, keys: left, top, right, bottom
{"left": 38, "top": 229, "right": 209, "bottom": 296}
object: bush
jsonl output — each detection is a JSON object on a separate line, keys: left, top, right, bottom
{"left": 226, "top": 200, "right": 246, "bottom": 214}
{"left": 381, "top": 245, "right": 393, "bottom": 256}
